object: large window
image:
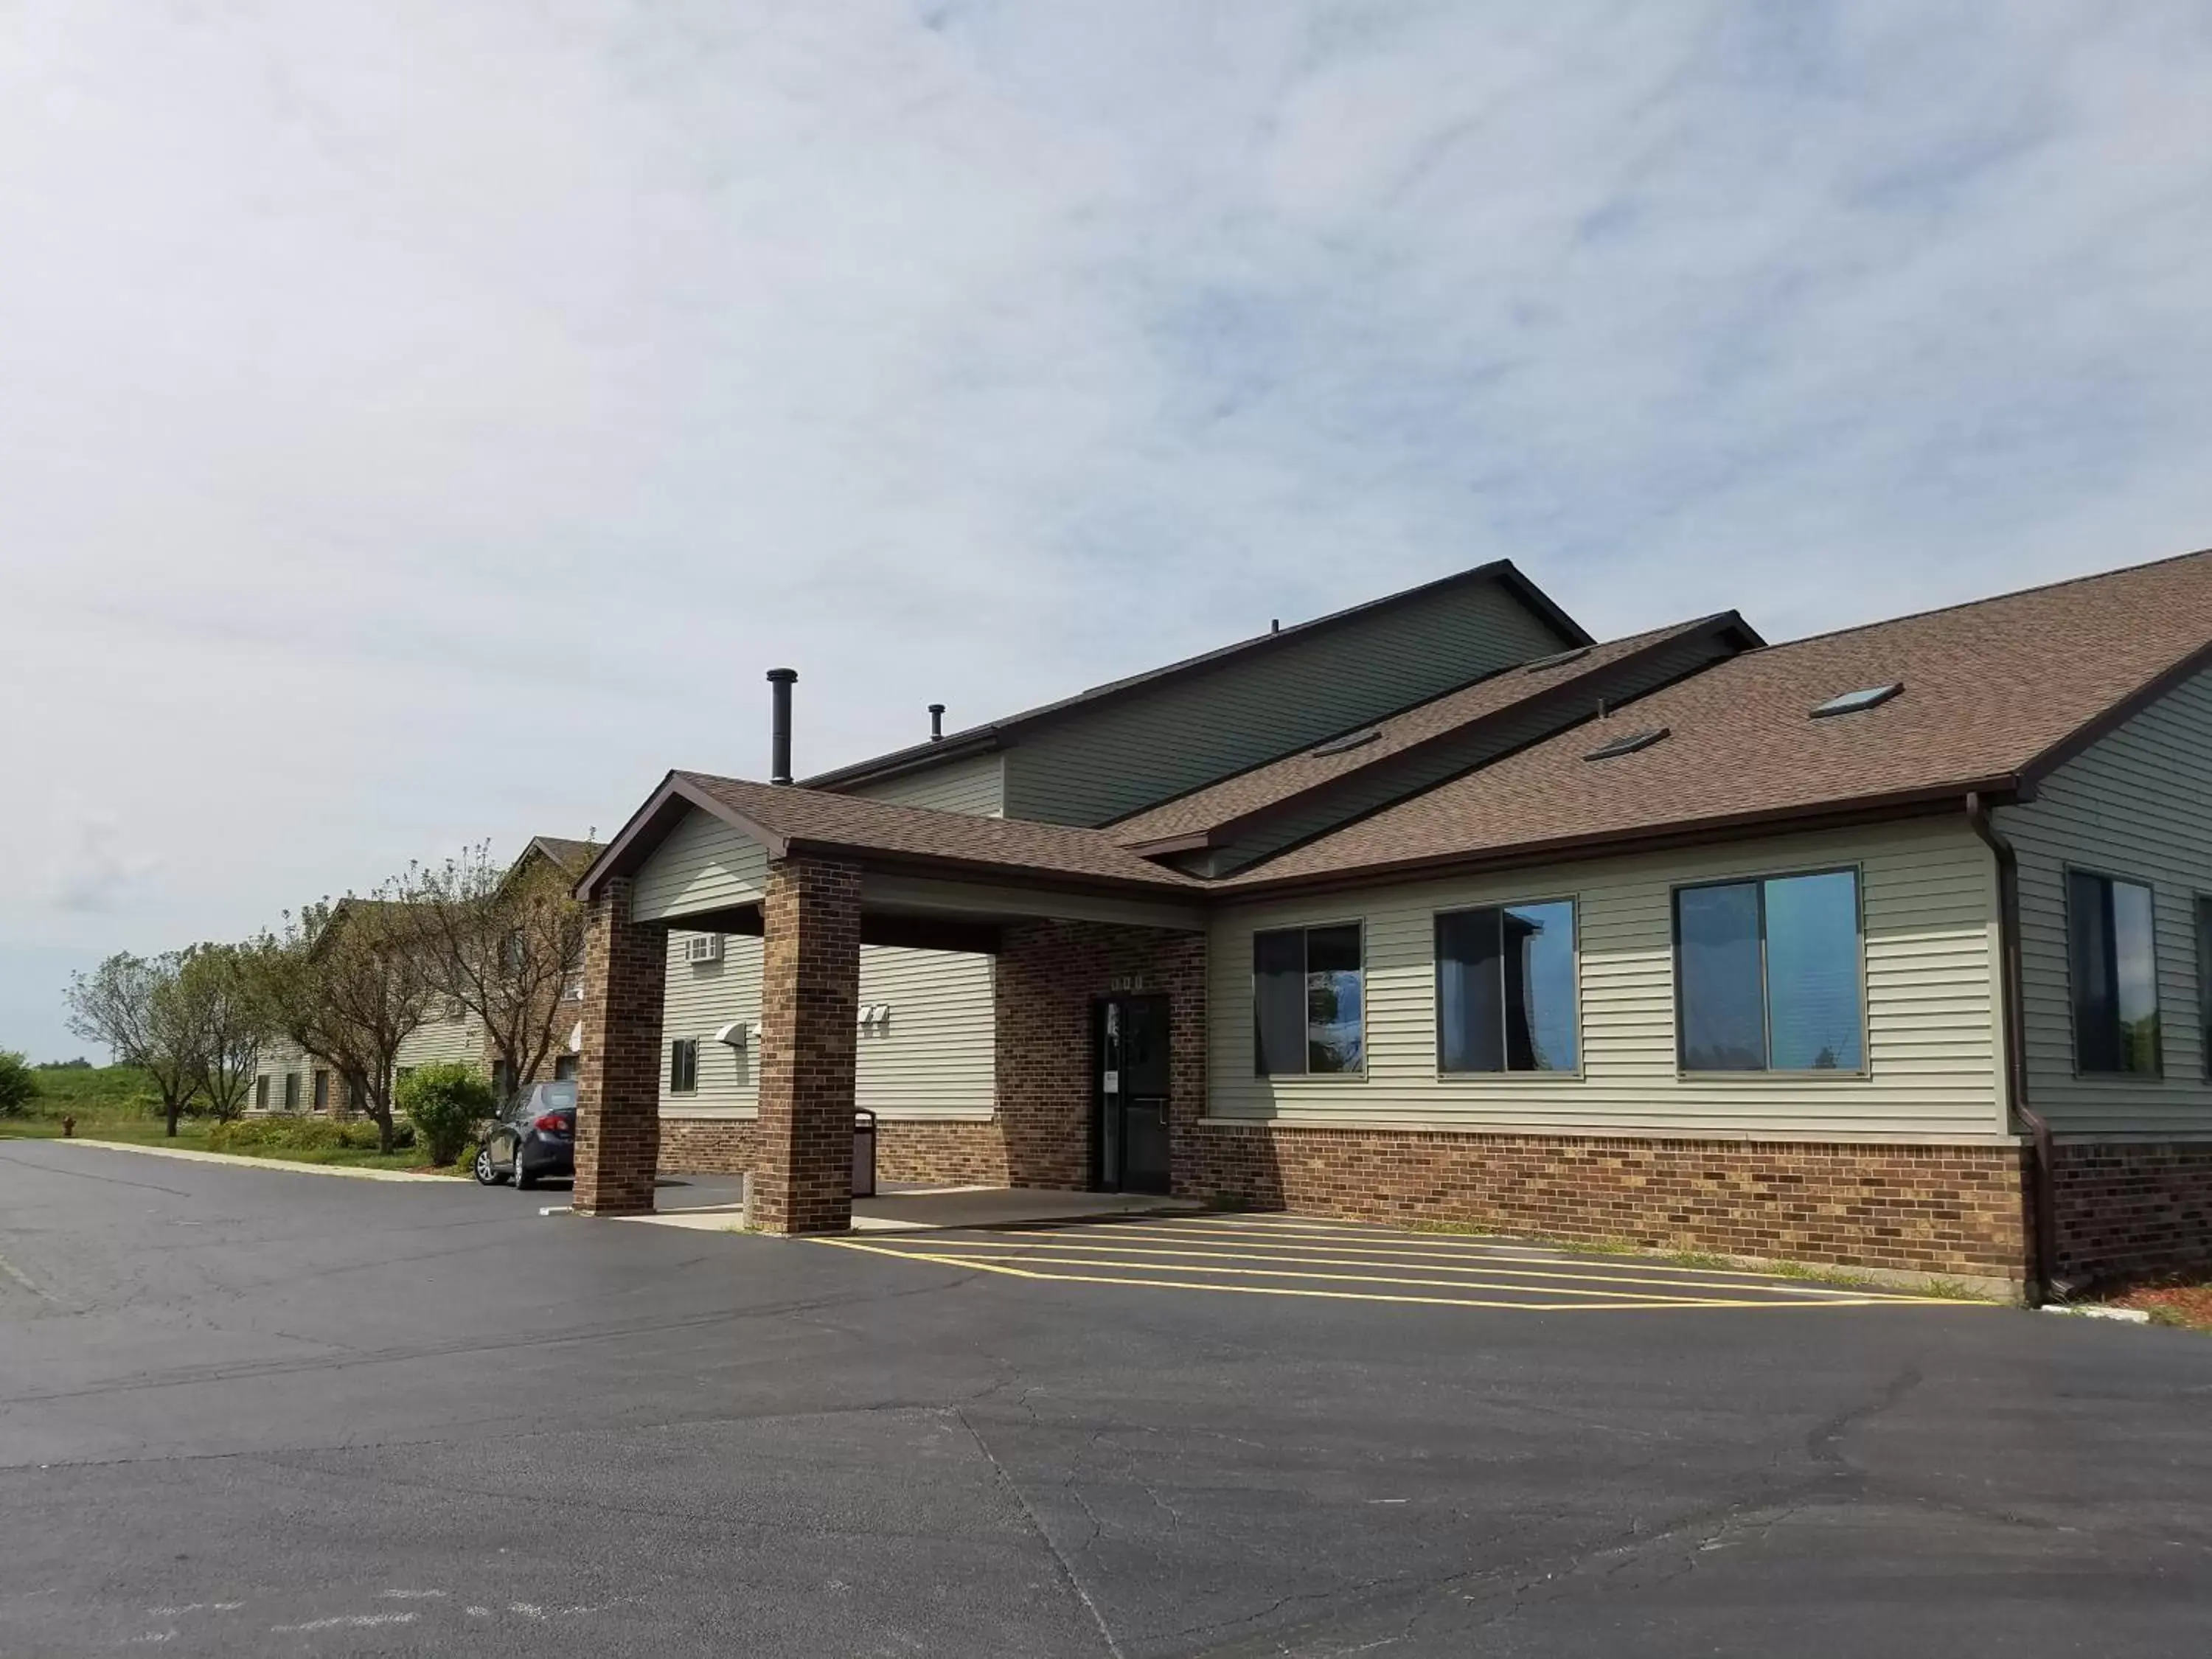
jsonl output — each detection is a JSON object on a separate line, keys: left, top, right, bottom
{"left": 2198, "top": 896, "right": 2212, "bottom": 1081}
{"left": 1436, "top": 900, "right": 1579, "bottom": 1073}
{"left": 669, "top": 1037, "right": 700, "bottom": 1094}
{"left": 1254, "top": 923, "right": 1365, "bottom": 1076}
{"left": 1676, "top": 869, "right": 1863, "bottom": 1073}
{"left": 283, "top": 1072, "right": 300, "bottom": 1112}
{"left": 255, "top": 1075, "right": 269, "bottom": 1111}
{"left": 2070, "top": 871, "right": 2160, "bottom": 1075}
{"left": 312, "top": 1069, "right": 330, "bottom": 1113}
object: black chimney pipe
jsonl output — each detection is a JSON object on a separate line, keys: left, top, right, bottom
{"left": 767, "top": 668, "right": 796, "bottom": 785}
{"left": 928, "top": 703, "right": 945, "bottom": 742}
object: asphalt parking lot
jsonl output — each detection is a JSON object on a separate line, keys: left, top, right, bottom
{"left": 816, "top": 1211, "right": 1974, "bottom": 1312}
{"left": 3, "top": 1139, "right": 2209, "bottom": 1658}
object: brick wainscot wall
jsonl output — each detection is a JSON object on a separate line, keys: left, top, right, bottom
{"left": 1183, "top": 1123, "right": 2037, "bottom": 1287}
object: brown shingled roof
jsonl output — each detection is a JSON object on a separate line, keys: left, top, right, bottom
{"left": 584, "top": 772, "right": 1206, "bottom": 900}
{"left": 1107, "top": 613, "right": 1753, "bottom": 851}
{"left": 525, "top": 836, "right": 602, "bottom": 878}
{"left": 1228, "top": 547, "right": 2212, "bottom": 890}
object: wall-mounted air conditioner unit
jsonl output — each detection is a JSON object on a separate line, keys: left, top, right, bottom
{"left": 714, "top": 1020, "right": 750, "bottom": 1051}
{"left": 684, "top": 933, "right": 723, "bottom": 964}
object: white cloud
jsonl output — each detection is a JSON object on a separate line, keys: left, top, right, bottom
{"left": 3, "top": 0, "right": 2212, "bottom": 1053}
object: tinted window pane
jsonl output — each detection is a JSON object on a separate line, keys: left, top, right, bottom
{"left": 1436, "top": 909, "right": 1504, "bottom": 1073}
{"left": 1305, "top": 924, "right": 1364, "bottom": 1074}
{"left": 1253, "top": 930, "right": 1307, "bottom": 1076}
{"left": 1504, "top": 900, "right": 1578, "bottom": 1071}
{"left": 2197, "top": 897, "right": 2212, "bottom": 1080}
{"left": 2112, "top": 879, "right": 2160, "bottom": 1074}
{"left": 1678, "top": 883, "right": 1764, "bottom": 1071}
{"left": 1764, "top": 872, "right": 1862, "bottom": 1070}
{"left": 2069, "top": 870, "right": 2120, "bottom": 1073}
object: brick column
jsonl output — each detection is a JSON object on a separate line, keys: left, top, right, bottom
{"left": 752, "top": 855, "right": 862, "bottom": 1234}
{"left": 572, "top": 875, "right": 666, "bottom": 1217}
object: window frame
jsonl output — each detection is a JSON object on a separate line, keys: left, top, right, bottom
{"left": 1672, "top": 863, "right": 1869, "bottom": 1079}
{"left": 2065, "top": 863, "right": 2164, "bottom": 1080}
{"left": 255, "top": 1074, "right": 269, "bottom": 1111}
{"left": 1432, "top": 894, "right": 1585, "bottom": 1080}
{"left": 282, "top": 1071, "right": 300, "bottom": 1111}
{"left": 669, "top": 1036, "right": 700, "bottom": 1095}
{"left": 1251, "top": 919, "right": 1368, "bottom": 1081}
{"left": 312, "top": 1069, "right": 329, "bottom": 1113}
{"left": 2197, "top": 892, "right": 2212, "bottom": 1084}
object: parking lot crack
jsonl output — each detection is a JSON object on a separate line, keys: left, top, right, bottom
{"left": 953, "top": 1406, "right": 1124, "bottom": 1658}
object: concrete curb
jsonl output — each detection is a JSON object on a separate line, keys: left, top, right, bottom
{"left": 46, "top": 1138, "right": 462, "bottom": 1184}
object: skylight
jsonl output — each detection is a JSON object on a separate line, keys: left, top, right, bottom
{"left": 1584, "top": 726, "right": 1669, "bottom": 762}
{"left": 1523, "top": 646, "right": 1591, "bottom": 674}
{"left": 1310, "top": 726, "right": 1382, "bottom": 757}
{"left": 1811, "top": 683, "right": 1903, "bottom": 719}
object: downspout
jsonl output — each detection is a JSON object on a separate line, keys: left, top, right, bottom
{"left": 1965, "top": 791, "right": 2056, "bottom": 1305}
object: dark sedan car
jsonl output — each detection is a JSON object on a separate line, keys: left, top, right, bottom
{"left": 473, "top": 1081, "right": 576, "bottom": 1189}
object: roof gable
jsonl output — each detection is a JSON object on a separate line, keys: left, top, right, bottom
{"left": 1106, "top": 612, "right": 1758, "bottom": 860}
{"left": 799, "top": 559, "right": 1587, "bottom": 796}
{"left": 1228, "top": 547, "right": 2212, "bottom": 889}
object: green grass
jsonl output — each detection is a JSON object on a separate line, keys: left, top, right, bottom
{"left": 16, "top": 1062, "right": 163, "bottom": 1119}
{"left": 0, "top": 1116, "right": 462, "bottom": 1176}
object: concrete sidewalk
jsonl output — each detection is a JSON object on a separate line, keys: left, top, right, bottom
{"left": 627, "top": 1177, "right": 1199, "bottom": 1234}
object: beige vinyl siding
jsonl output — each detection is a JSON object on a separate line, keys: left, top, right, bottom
{"left": 855, "top": 947, "right": 995, "bottom": 1117}
{"left": 1999, "top": 664, "right": 2212, "bottom": 1135}
{"left": 658, "top": 935, "right": 995, "bottom": 1120}
{"left": 1004, "top": 578, "right": 1568, "bottom": 826}
{"left": 1208, "top": 632, "right": 1738, "bottom": 873}
{"left": 844, "top": 752, "right": 1004, "bottom": 815}
{"left": 397, "top": 1011, "right": 481, "bottom": 1071}
{"left": 253, "top": 1037, "right": 313, "bottom": 1111}
{"left": 1209, "top": 818, "right": 2005, "bottom": 1139}
{"left": 661, "top": 931, "right": 762, "bottom": 1115}
{"left": 630, "top": 807, "right": 769, "bottom": 923}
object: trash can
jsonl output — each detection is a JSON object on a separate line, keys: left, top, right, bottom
{"left": 852, "top": 1107, "right": 877, "bottom": 1199}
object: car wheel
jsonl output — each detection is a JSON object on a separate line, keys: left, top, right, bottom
{"left": 473, "top": 1146, "right": 504, "bottom": 1186}
{"left": 515, "top": 1148, "right": 538, "bottom": 1192}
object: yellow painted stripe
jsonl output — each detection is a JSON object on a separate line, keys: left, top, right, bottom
{"left": 849, "top": 1245, "right": 1809, "bottom": 1302}
{"left": 810, "top": 1239, "right": 1970, "bottom": 1313}
{"left": 848, "top": 1235, "right": 1905, "bottom": 1300}
{"left": 1053, "top": 1212, "right": 1902, "bottom": 1292}
{"left": 995, "top": 1221, "right": 1896, "bottom": 1287}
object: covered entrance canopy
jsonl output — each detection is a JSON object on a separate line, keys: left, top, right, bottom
{"left": 571, "top": 771, "right": 1208, "bottom": 1234}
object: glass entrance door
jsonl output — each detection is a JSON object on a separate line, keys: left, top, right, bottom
{"left": 1097, "top": 995, "right": 1171, "bottom": 1194}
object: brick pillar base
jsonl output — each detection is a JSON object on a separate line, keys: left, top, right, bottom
{"left": 752, "top": 855, "right": 861, "bottom": 1235}
{"left": 573, "top": 875, "right": 665, "bottom": 1216}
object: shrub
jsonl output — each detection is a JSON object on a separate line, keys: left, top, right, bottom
{"left": 206, "top": 1116, "right": 413, "bottom": 1155}
{"left": 0, "top": 1051, "right": 34, "bottom": 1118}
{"left": 397, "top": 1062, "right": 495, "bottom": 1166}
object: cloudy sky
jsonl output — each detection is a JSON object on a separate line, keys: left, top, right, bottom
{"left": 5, "top": 1, "right": 2212, "bottom": 1060}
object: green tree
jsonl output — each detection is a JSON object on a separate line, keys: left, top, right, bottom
{"left": 175, "top": 942, "right": 267, "bottom": 1122}
{"left": 248, "top": 892, "right": 434, "bottom": 1155}
{"left": 399, "top": 840, "right": 594, "bottom": 1107}
{"left": 395, "top": 1060, "right": 495, "bottom": 1166}
{"left": 0, "top": 1050, "right": 35, "bottom": 1118}
{"left": 63, "top": 952, "right": 201, "bottom": 1135}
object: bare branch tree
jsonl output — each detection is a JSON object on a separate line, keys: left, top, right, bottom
{"left": 63, "top": 951, "right": 200, "bottom": 1135}
{"left": 400, "top": 841, "right": 592, "bottom": 1107}
{"left": 248, "top": 888, "right": 435, "bottom": 1154}
{"left": 175, "top": 942, "right": 265, "bottom": 1123}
